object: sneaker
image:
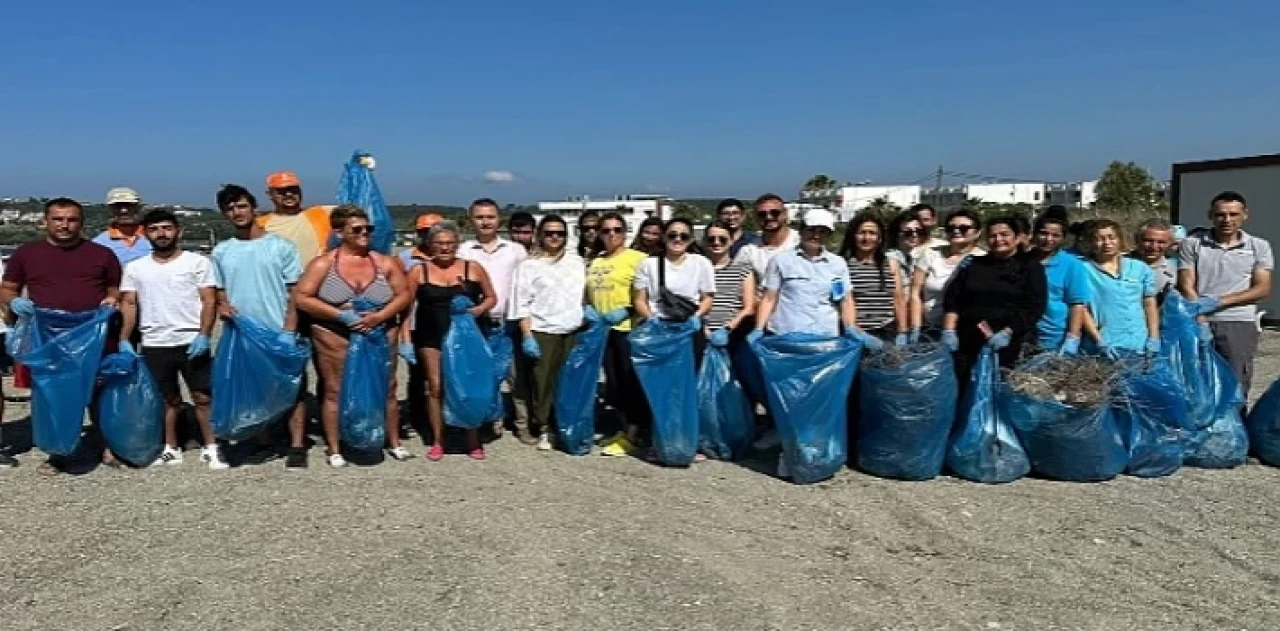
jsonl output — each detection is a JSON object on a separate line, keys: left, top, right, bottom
{"left": 327, "top": 453, "right": 347, "bottom": 468}
{"left": 245, "top": 447, "right": 280, "bottom": 466}
{"left": 387, "top": 446, "right": 414, "bottom": 461}
{"left": 515, "top": 429, "right": 539, "bottom": 446}
{"left": 776, "top": 453, "right": 791, "bottom": 479}
{"left": 285, "top": 448, "right": 308, "bottom": 470}
{"left": 0, "top": 452, "right": 17, "bottom": 468}
{"left": 201, "top": 445, "right": 229, "bottom": 470}
{"left": 752, "top": 430, "right": 780, "bottom": 451}
{"left": 426, "top": 444, "right": 445, "bottom": 461}
{"left": 537, "top": 433, "right": 553, "bottom": 451}
{"left": 151, "top": 446, "right": 184, "bottom": 467}
{"left": 600, "top": 435, "right": 635, "bottom": 457}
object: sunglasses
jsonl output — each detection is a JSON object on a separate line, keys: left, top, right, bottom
{"left": 705, "top": 236, "right": 729, "bottom": 245}
{"left": 666, "top": 232, "right": 692, "bottom": 242}
{"left": 580, "top": 225, "right": 600, "bottom": 232}
{"left": 349, "top": 225, "right": 375, "bottom": 235}
{"left": 543, "top": 230, "right": 567, "bottom": 238}
{"left": 945, "top": 224, "right": 976, "bottom": 234}
{"left": 756, "top": 210, "right": 783, "bottom": 219}
{"left": 272, "top": 187, "right": 301, "bottom": 196}
{"left": 899, "top": 228, "right": 925, "bottom": 236}
{"left": 600, "top": 227, "right": 625, "bottom": 235}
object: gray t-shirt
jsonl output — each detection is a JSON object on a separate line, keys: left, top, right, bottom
{"left": 1178, "top": 229, "right": 1274, "bottom": 322}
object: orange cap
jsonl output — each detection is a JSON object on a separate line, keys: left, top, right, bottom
{"left": 266, "top": 171, "right": 302, "bottom": 189}
{"left": 415, "top": 212, "right": 444, "bottom": 230}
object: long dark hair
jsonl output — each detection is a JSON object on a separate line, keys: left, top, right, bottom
{"left": 630, "top": 217, "right": 664, "bottom": 255}
{"left": 535, "top": 214, "right": 568, "bottom": 258}
{"left": 886, "top": 210, "right": 923, "bottom": 267}
{"left": 839, "top": 212, "right": 889, "bottom": 291}
{"left": 577, "top": 210, "right": 601, "bottom": 258}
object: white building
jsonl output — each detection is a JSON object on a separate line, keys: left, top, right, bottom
{"left": 962, "top": 182, "right": 1046, "bottom": 207}
{"left": 1045, "top": 180, "right": 1098, "bottom": 208}
{"left": 800, "top": 184, "right": 922, "bottom": 221}
{"left": 536, "top": 194, "right": 675, "bottom": 248}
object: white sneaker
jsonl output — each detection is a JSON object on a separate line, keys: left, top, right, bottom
{"left": 387, "top": 446, "right": 413, "bottom": 461}
{"left": 777, "top": 453, "right": 791, "bottom": 479}
{"left": 201, "top": 445, "right": 229, "bottom": 470}
{"left": 151, "top": 446, "right": 183, "bottom": 467}
{"left": 327, "top": 453, "right": 347, "bottom": 468}
{"left": 752, "top": 430, "right": 780, "bottom": 451}
{"left": 537, "top": 433, "right": 553, "bottom": 451}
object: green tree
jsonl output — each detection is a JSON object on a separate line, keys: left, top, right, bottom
{"left": 1095, "top": 161, "right": 1163, "bottom": 218}
{"left": 802, "top": 174, "right": 838, "bottom": 192}
{"left": 861, "top": 197, "right": 901, "bottom": 220}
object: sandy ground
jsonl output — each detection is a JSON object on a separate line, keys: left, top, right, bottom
{"left": 1, "top": 334, "right": 1279, "bottom": 630}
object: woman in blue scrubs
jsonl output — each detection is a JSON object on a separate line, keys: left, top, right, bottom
{"left": 1080, "top": 219, "right": 1160, "bottom": 356}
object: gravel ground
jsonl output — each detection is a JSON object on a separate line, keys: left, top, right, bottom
{"left": 2, "top": 333, "right": 1280, "bottom": 630}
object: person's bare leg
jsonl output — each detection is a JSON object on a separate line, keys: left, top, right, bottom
{"left": 162, "top": 397, "right": 181, "bottom": 448}
{"left": 423, "top": 348, "right": 444, "bottom": 452}
{"left": 191, "top": 392, "right": 215, "bottom": 446}
{"left": 385, "top": 332, "right": 402, "bottom": 451}
{"left": 311, "top": 328, "right": 347, "bottom": 458}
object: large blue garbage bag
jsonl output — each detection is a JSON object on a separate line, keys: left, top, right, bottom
{"left": 211, "top": 315, "right": 311, "bottom": 441}
{"left": 1247, "top": 377, "right": 1280, "bottom": 466}
{"left": 1160, "top": 294, "right": 1215, "bottom": 426}
{"left": 857, "top": 345, "right": 958, "bottom": 480}
{"left": 1114, "top": 360, "right": 1190, "bottom": 477}
{"left": 485, "top": 327, "right": 513, "bottom": 422}
{"left": 753, "top": 333, "right": 862, "bottom": 484}
{"left": 97, "top": 352, "right": 164, "bottom": 466}
{"left": 697, "top": 345, "right": 754, "bottom": 460}
{"left": 554, "top": 319, "right": 610, "bottom": 456}
{"left": 336, "top": 150, "right": 394, "bottom": 254}
{"left": 946, "top": 347, "right": 1029, "bottom": 483}
{"left": 631, "top": 319, "right": 700, "bottom": 466}
{"left": 1184, "top": 345, "right": 1248, "bottom": 468}
{"left": 338, "top": 300, "right": 391, "bottom": 452}
{"left": 999, "top": 356, "right": 1129, "bottom": 482}
{"left": 7, "top": 307, "right": 114, "bottom": 456}
{"left": 443, "top": 297, "right": 497, "bottom": 429}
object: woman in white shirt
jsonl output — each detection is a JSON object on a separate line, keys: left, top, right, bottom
{"left": 508, "top": 215, "right": 586, "bottom": 451}
{"left": 632, "top": 218, "right": 716, "bottom": 360}
{"left": 910, "top": 209, "right": 985, "bottom": 336}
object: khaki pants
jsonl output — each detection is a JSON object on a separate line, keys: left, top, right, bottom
{"left": 513, "top": 331, "right": 577, "bottom": 433}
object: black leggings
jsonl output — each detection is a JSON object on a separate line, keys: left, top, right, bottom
{"left": 603, "top": 329, "right": 652, "bottom": 431}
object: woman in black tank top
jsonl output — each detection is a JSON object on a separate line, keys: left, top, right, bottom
{"left": 400, "top": 221, "right": 497, "bottom": 461}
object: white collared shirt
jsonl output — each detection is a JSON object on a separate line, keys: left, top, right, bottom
{"left": 459, "top": 237, "right": 528, "bottom": 319}
{"left": 508, "top": 252, "right": 586, "bottom": 335}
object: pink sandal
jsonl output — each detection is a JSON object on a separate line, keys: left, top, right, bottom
{"left": 467, "top": 446, "right": 486, "bottom": 460}
{"left": 426, "top": 444, "right": 445, "bottom": 461}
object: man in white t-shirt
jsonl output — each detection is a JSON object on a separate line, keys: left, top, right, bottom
{"left": 119, "top": 210, "right": 227, "bottom": 470}
{"left": 734, "top": 193, "right": 801, "bottom": 282}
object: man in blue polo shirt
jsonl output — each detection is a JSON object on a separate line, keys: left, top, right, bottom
{"left": 1178, "top": 191, "right": 1274, "bottom": 396}
{"left": 1029, "top": 209, "right": 1091, "bottom": 353}
{"left": 93, "top": 187, "right": 152, "bottom": 266}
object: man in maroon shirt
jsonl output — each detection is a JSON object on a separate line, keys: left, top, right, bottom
{"left": 0, "top": 197, "right": 122, "bottom": 473}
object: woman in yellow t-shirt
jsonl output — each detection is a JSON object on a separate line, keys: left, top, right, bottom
{"left": 586, "top": 212, "right": 650, "bottom": 457}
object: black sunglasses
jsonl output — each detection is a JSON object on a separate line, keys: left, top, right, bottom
{"left": 756, "top": 210, "right": 783, "bottom": 219}
{"left": 899, "top": 228, "right": 925, "bottom": 236}
{"left": 705, "top": 235, "right": 729, "bottom": 245}
{"left": 272, "top": 187, "right": 301, "bottom": 196}
{"left": 599, "top": 227, "right": 624, "bottom": 235}
{"left": 543, "top": 230, "right": 567, "bottom": 238}
{"left": 580, "top": 224, "right": 600, "bottom": 232}
{"left": 666, "top": 232, "right": 692, "bottom": 242}
{"left": 349, "top": 225, "right": 375, "bottom": 235}
{"left": 945, "top": 224, "right": 976, "bottom": 234}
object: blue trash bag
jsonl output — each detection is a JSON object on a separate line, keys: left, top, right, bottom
{"left": 631, "top": 319, "right": 700, "bottom": 466}
{"left": 338, "top": 303, "right": 391, "bottom": 452}
{"left": 210, "top": 315, "right": 312, "bottom": 441}
{"left": 856, "top": 345, "right": 958, "bottom": 481}
{"left": 97, "top": 352, "right": 165, "bottom": 467}
{"left": 999, "top": 355, "right": 1129, "bottom": 482}
{"left": 696, "top": 345, "right": 755, "bottom": 461}
{"left": 336, "top": 150, "right": 394, "bottom": 254}
{"left": 442, "top": 297, "right": 497, "bottom": 429}
{"left": 1113, "top": 360, "right": 1190, "bottom": 478}
{"left": 753, "top": 333, "right": 863, "bottom": 484}
{"left": 7, "top": 307, "right": 114, "bottom": 456}
{"left": 946, "top": 347, "right": 1030, "bottom": 484}
{"left": 485, "top": 327, "right": 513, "bottom": 422}
{"left": 554, "top": 318, "right": 610, "bottom": 456}
{"left": 1184, "top": 345, "right": 1248, "bottom": 468}
{"left": 730, "top": 338, "right": 768, "bottom": 406}
{"left": 1246, "top": 377, "right": 1280, "bottom": 466}
{"left": 1160, "top": 294, "right": 1215, "bottom": 426}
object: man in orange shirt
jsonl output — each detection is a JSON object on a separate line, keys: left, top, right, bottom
{"left": 257, "top": 172, "right": 332, "bottom": 264}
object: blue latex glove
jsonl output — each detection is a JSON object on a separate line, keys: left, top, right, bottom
{"left": 859, "top": 331, "right": 885, "bottom": 353}
{"left": 9, "top": 297, "right": 34, "bottom": 320}
{"left": 117, "top": 340, "right": 137, "bottom": 356}
{"left": 1144, "top": 337, "right": 1161, "bottom": 356}
{"left": 450, "top": 295, "right": 474, "bottom": 315}
{"left": 987, "top": 330, "right": 1011, "bottom": 350}
{"left": 398, "top": 342, "right": 417, "bottom": 365}
{"left": 521, "top": 335, "right": 542, "bottom": 359}
{"left": 893, "top": 332, "right": 909, "bottom": 347}
{"left": 1099, "top": 344, "right": 1120, "bottom": 361}
{"left": 687, "top": 315, "right": 702, "bottom": 330}
{"left": 1198, "top": 321, "right": 1214, "bottom": 343}
{"left": 186, "top": 334, "right": 210, "bottom": 359}
{"left": 1193, "top": 296, "right": 1221, "bottom": 315}
{"left": 908, "top": 328, "right": 920, "bottom": 344}
{"left": 747, "top": 329, "right": 764, "bottom": 345}
{"left": 1059, "top": 335, "right": 1081, "bottom": 356}
{"left": 709, "top": 327, "right": 730, "bottom": 348}
{"left": 941, "top": 330, "right": 959, "bottom": 352}
{"left": 583, "top": 305, "right": 601, "bottom": 324}
{"left": 337, "top": 310, "right": 360, "bottom": 327}
{"left": 603, "top": 307, "right": 629, "bottom": 325}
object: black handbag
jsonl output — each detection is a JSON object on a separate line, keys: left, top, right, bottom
{"left": 657, "top": 255, "right": 699, "bottom": 322}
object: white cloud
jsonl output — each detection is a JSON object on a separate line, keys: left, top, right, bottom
{"left": 483, "top": 170, "right": 516, "bottom": 183}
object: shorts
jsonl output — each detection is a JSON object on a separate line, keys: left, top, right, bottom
{"left": 141, "top": 344, "right": 212, "bottom": 401}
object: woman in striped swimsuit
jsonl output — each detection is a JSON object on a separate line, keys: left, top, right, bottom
{"left": 294, "top": 205, "right": 414, "bottom": 467}
{"left": 838, "top": 212, "right": 908, "bottom": 343}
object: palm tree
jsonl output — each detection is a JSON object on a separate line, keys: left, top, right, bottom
{"left": 802, "top": 174, "right": 837, "bottom": 193}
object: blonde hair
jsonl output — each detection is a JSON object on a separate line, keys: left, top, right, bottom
{"left": 329, "top": 204, "right": 368, "bottom": 230}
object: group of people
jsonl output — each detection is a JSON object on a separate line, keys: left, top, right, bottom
{"left": 0, "top": 176, "right": 1270, "bottom": 474}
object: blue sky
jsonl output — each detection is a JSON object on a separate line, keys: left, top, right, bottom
{"left": 2, "top": 0, "right": 1277, "bottom": 206}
